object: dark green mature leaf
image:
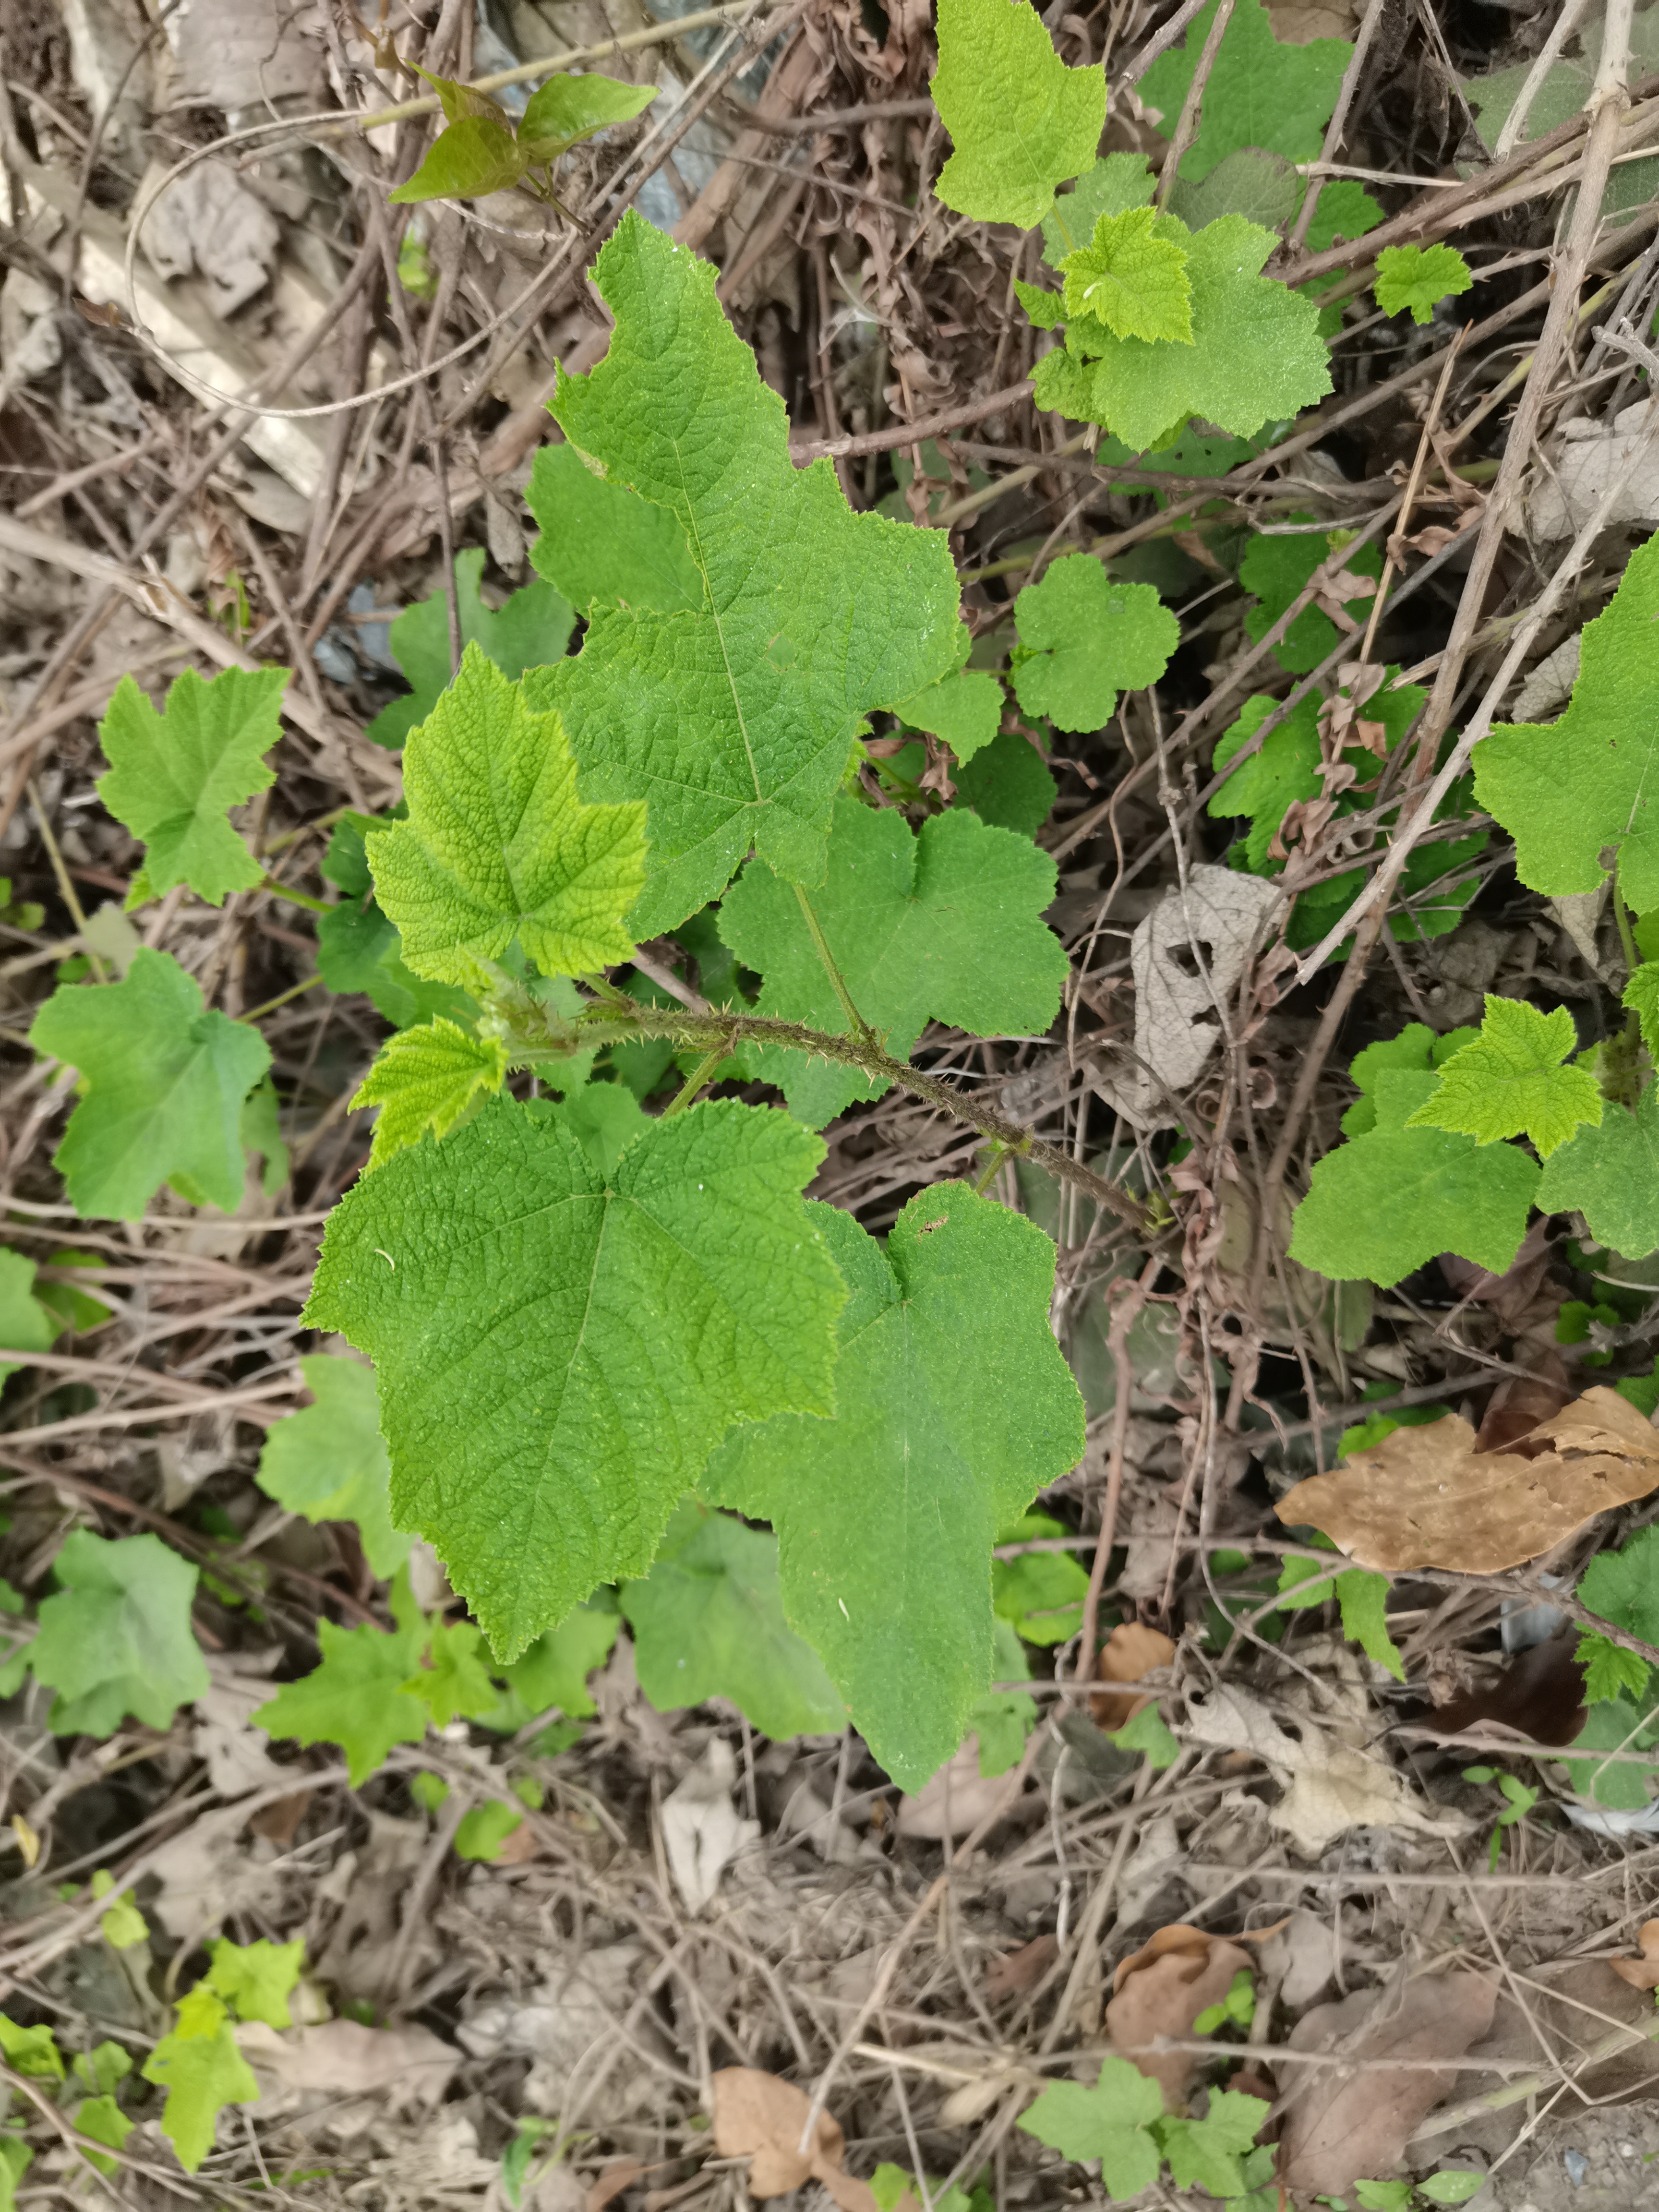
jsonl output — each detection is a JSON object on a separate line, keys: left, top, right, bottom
{"left": 1239, "top": 523, "right": 1381, "bottom": 676}
{"left": 31, "top": 1531, "right": 209, "bottom": 1736}
{"left": 97, "top": 666, "right": 284, "bottom": 903}
{"left": 931, "top": 0, "right": 1106, "bottom": 228}
{"left": 705, "top": 1188, "right": 1086, "bottom": 1791}
{"left": 518, "top": 72, "right": 656, "bottom": 158}
{"left": 1140, "top": 0, "right": 1350, "bottom": 180}
{"left": 389, "top": 114, "right": 529, "bottom": 204}
{"left": 307, "top": 1097, "right": 845, "bottom": 1658}
{"left": 1538, "top": 1083, "right": 1659, "bottom": 1258}
{"left": 954, "top": 731, "right": 1058, "bottom": 836}
{"left": 525, "top": 442, "right": 703, "bottom": 617}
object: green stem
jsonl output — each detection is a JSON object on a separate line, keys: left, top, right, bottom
{"left": 260, "top": 877, "right": 331, "bottom": 915}
{"left": 662, "top": 1046, "right": 729, "bottom": 1117}
{"left": 243, "top": 972, "right": 326, "bottom": 1023}
{"left": 793, "top": 884, "right": 877, "bottom": 1047}
{"left": 974, "top": 1142, "right": 1011, "bottom": 1197}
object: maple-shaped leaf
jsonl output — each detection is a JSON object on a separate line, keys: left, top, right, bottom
{"left": 531, "top": 212, "right": 961, "bottom": 936}
{"left": 703, "top": 1187, "right": 1085, "bottom": 1791}
{"left": 1010, "top": 554, "right": 1178, "bottom": 732}
{"left": 931, "top": 0, "right": 1106, "bottom": 228}
{"left": 718, "top": 793, "right": 1068, "bottom": 1128}
{"left": 490, "top": 1601, "right": 620, "bottom": 1725}
{"left": 31, "top": 949, "right": 270, "bottom": 1219}
{"left": 96, "top": 666, "right": 284, "bottom": 905}
{"left": 1033, "top": 211, "right": 1331, "bottom": 450}
{"left": 526, "top": 441, "right": 702, "bottom": 618}
{"left": 1375, "top": 241, "right": 1473, "bottom": 326}
{"left": 403, "top": 1617, "right": 498, "bottom": 1726}
{"left": 30, "top": 1530, "right": 209, "bottom": 1736}
{"left": 307, "top": 1095, "right": 844, "bottom": 1658}
{"left": 352, "top": 1018, "right": 510, "bottom": 1171}
{"left": 0, "top": 1249, "right": 60, "bottom": 1389}
{"left": 1156, "top": 2090, "right": 1270, "bottom": 2197}
{"left": 1209, "top": 692, "right": 1322, "bottom": 870}
{"left": 141, "top": 1986, "right": 260, "bottom": 2174}
{"left": 205, "top": 1937, "right": 305, "bottom": 2029}
{"left": 1140, "top": 0, "right": 1350, "bottom": 180}
{"left": 620, "top": 1498, "right": 847, "bottom": 1741}
{"left": 1475, "top": 532, "right": 1659, "bottom": 906}
{"left": 1060, "top": 206, "right": 1192, "bottom": 341}
{"left": 0, "top": 2018, "right": 61, "bottom": 2080}
{"left": 256, "top": 1355, "right": 412, "bottom": 1578}
{"left": 368, "top": 642, "right": 647, "bottom": 988}
{"left": 1577, "top": 1630, "right": 1649, "bottom": 1705}
{"left": 365, "top": 549, "right": 575, "bottom": 748}
{"left": 255, "top": 1599, "right": 429, "bottom": 1786}
{"left": 1538, "top": 1082, "right": 1659, "bottom": 1257}
{"left": 1239, "top": 522, "right": 1381, "bottom": 675}
{"left": 1407, "top": 997, "right": 1601, "bottom": 1158}
{"left": 1290, "top": 1068, "right": 1540, "bottom": 1286}
{"left": 1017, "top": 2055, "right": 1165, "bottom": 2197}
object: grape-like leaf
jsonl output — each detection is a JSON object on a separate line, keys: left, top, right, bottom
{"left": 931, "top": 0, "right": 1106, "bottom": 228}
{"left": 256, "top": 1355, "right": 413, "bottom": 1578}
{"left": 993, "top": 1510, "right": 1089, "bottom": 1645}
{"left": 0, "top": 1249, "right": 59, "bottom": 1389}
{"left": 1239, "top": 522, "right": 1381, "bottom": 675}
{"left": 368, "top": 642, "right": 647, "bottom": 988}
{"left": 29, "top": 1530, "right": 209, "bottom": 1737}
{"left": 717, "top": 793, "right": 1068, "bottom": 1128}
{"left": 352, "top": 1018, "right": 509, "bottom": 1171}
{"left": 525, "top": 442, "right": 702, "bottom": 617}
{"left": 1290, "top": 1068, "right": 1541, "bottom": 1286}
{"left": 97, "top": 666, "right": 283, "bottom": 905}
{"left": 1474, "top": 530, "right": 1659, "bottom": 906}
{"left": 1560, "top": 1696, "right": 1658, "bottom": 1809}
{"left": 1061, "top": 206, "right": 1192, "bottom": 341}
{"left": 1374, "top": 241, "right": 1473, "bottom": 325}
{"left": 1577, "top": 1630, "right": 1649, "bottom": 1705}
{"left": 205, "top": 1937, "right": 305, "bottom": 2029}
{"left": 955, "top": 730, "right": 1058, "bottom": 836}
{"left": 1167, "top": 145, "right": 1303, "bottom": 232}
{"left": 0, "top": 2019, "right": 61, "bottom": 2080}
{"left": 1010, "top": 553, "right": 1178, "bottom": 731}
{"left": 1407, "top": 996, "right": 1601, "bottom": 1158}
{"left": 704, "top": 1188, "right": 1085, "bottom": 1791}
{"left": 531, "top": 212, "right": 961, "bottom": 935}
{"left": 404, "top": 1618, "right": 498, "bottom": 1726}
{"left": 1575, "top": 1523, "right": 1659, "bottom": 1656}
{"left": 491, "top": 1602, "right": 620, "bottom": 1724}
{"left": 1111, "top": 1702, "right": 1180, "bottom": 1767}
{"left": 1017, "top": 2055, "right": 1165, "bottom": 2197}
{"left": 620, "top": 1498, "right": 847, "bottom": 1739}
{"left": 141, "top": 1986, "right": 261, "bottom": 2175}
{"left": 31, "top": 948, "right": 270, "bottom": 1219}
{"left": 254, "top": 1605, "right": 429, "bottom": 1786}
{"left": 388, "top": 113, "right": 529, "bottom": 204}
{"left": 365, "top": 549, "right": 575, "bottom": 749}
{"left": 1157, "top": 2091, "right": 1270, "bottom": 2198}
{"left": 1140, "top": 0, "right": 1350, "bottom": 180}
{"left": 1538, "top": 1082, "right": 1659, "bottom": 1257}
{"left": 307, "top": 1096, "right": 844, "bottom": 1658}
{"left": 315, "top": 813, "right": 473, "bottom": 1027}
{"left": 518, "top": 72, "right": 656, "bottom": 158}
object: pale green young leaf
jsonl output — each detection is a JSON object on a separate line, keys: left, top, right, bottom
{"left": 704, "top": 1187, "right": 1085, "bottom": 1792}
{"left": 1537, "top": 1083, "right": 1659, "bottom": 1258}
{"left": 1033, "top": 213, "right": 1331, "bottom": 450}
{"left": 352, "top": 1018, "right": 510, "bottom": 1171}
{"left": 533, "top": 212, "right": 961, "bottom": 934}
{"left": 142, "top": 1985, "right": 260, "bottom": 2174}
{"left": 1017, "top": 2055, "right": 1165, "bottom": 2198}
{"left": 73, "top": 2043, "right": 132, "bottom": 2098}
{"left": 0, "top": 2018, "right": 61, "bottom": 2080}
{"left": 993, "top": 1511, "right": 1089, "bottom": 1645}
{"left": 1417, "top": 2177, "right": 1486, "bottom": 2208}
{"left": 365, "top": 549, "right": 576, "bottom": 748}
{"left": 1407, "top": 996, "right": 1601, "bottom": 1157}
{"left": 1475, "top": 531, "right": 1659, "bottom": 906}
{"left": 315, "top": 816, "right": 472, "bottom": 1028}
{"left": 254, "top": 1610, "right": 429, "bottom": 1786}
{"left": 404, "top": 1617, "right": 498, "bottom": 1726}
{"left": 1276, "top": 1553, "right": 1403, "bottom": 1679}
{"left": 0, "top": 1249, "right": 59, "bottom": 1388}
{"left": 1240, "top": 524, "right": 1381, "bottom": 676}
{"left": 206, "top": 1937, "right": 305, "bottom": 2029}
{"left": 1339, "top": 1023, "right": 1475, "bottom": 1137}
{"left": 256, "top": 1354, "right": 412, "bottom": 1579}
{"left": 306, "top": 1096, "right": 844, "bottom": 1659}
{"left": 1010, "top": 554, "right": 1178, "bottom": 731}
{"left": 1157, "top": 2089, "right": 1270, "bottom": 2198}
{"left": 31, "top": 948, "right": 270, "bottom": 1219}
{"left": 388, "top": 114, "right": 528, "bottom": 204}
{"left": 955, "top": 730, "right": 1058, "bottom": 836}
{"left": 1625, "top": 961, "right": 1659, "bottom": 1061}
{"left": 1140, "top": 0, "right": 1350, "bottom": 180}
{"left": 620, "top": 1499, "right": 847, "bottom": 1739}
{"left": 1290, "top": 1068, "right": 1540, "bottom": 1286}
{"left": 455, "top": 1800, "right": 524, "bottom": 1861}
{"left": 411, "top": 65, "right": 514, "bottom": 125}
{"left": 891, "top": 667, "right": 1005, "bottom": 765}
{"left": 70, "top": 2095, "right": 132, "bottom": 2178}
{"left": 1352, "top": 2182, "right": 1412, "bottom": 2212}
{"left": 931, "top": 0, "right": 1106, "bottom": 228}
{"left": 91, "top": 1868, "right": 146, "bottom": 1948}
{"left": 518, "top": 72, "right": 656, "bottom": 157}
{"left": 717, "top": 793, "right": 1067, "bottom": 1128}
{"left": 1041, "top": 153, "right": 1157, "bottom": 264}
{"left": 367, "top": 643, "right": 647, "bottom": 987}
{"left": 972, "top": 1618, "right": 1038, "bottom": 1778}
{"left": 525, "top": 442, "right": 702, "bottom": 618}
{"left": 1374, "top": 241, "right": 1473, "bottom": 325}
{"left": 1061, "top": 206, "right": 1192, "bottom": 341}
{"left": 493, "top": 1602, "right": 620, "bottom": 1723}
{"left": 30, "top": 1531, "right": 208, "bottom": 1737}
{"left": 1014, "top": 277, "right": 1065, "bottom": 327}
{"left": 97, "top": 666, "right": 284, "bottom": 904}
{"left": 1575, "top": 1630, "right": 1648, "bottom": 1705}
{"left": 1110, "top": 1702, "right": 1180, "bottom": 1768}
{"left": 0, "top": 2134, "right": 30, "bottom": 2211}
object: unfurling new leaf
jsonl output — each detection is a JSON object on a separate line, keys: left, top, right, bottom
{"left": 1406, "top": 996, "right": 1601, "bottom": 1158}
{"left": 352, "top": 1018, "right": 510, "bottom": 1171}
{"left": 1060, "top": 207, "right": 1192, "bottom": 343}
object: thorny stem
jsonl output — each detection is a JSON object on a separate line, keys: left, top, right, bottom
{"left": 661, "top": 1045, "right": 730, "bottom": 1117}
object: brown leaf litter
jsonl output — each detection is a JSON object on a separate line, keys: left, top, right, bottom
{"left": 711, "top": 2068, "right": 885, "bottom": 2212}
{"left": 1106, "top": 1921, "right": 1283, "bottom": 2103}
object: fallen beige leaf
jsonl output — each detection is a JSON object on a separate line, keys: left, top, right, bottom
{"left": 1276, "top": 1386, "right": 1659, "bottom": 1572}
{"left": 1612, "top": 1920, "right": 1659, "bottom": 1990}
{"left": 661, "top": 1740, "right": 759, "bottom": 1911}
{"left": 1106, "top": 1922, "right": 1259, "bottom": 2104}
{"left": 896, "top": 1739, "right": 1016, "bottom": 1840}
{"left": 710, "top": 2068, "right": 879, "bottom": 2212}
{"left": 1090, "top": 1622, "right": 1177, "bottom": 1730}
{"left": 236, "top": 2019, "right": 459, "bottom": 2109}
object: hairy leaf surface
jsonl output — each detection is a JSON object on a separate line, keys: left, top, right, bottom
{"left": 1407, "top": 997, "right": 1601, "bottom": 1158}
{"left": 931, "top": 0, "right": 1106, "bottom": 228}
{"left": 526, "top": 441, "right": 702, "bottom": 617}
{"left": 365, "top": 550, "right": 574, "bottom": 749}
{"left": 1060, "top": 207, "right": 1192, "bottom": 341}
{"left": 1140, "top": 0, "right": 1350, "bottom": 180}
{"left": 1375, "top": 241, "right": 1472, "bottom": 325}
{"left": 1011, "top": 554, "right": 1179, "bottom": 731}
{"left": 352, "top": 1018, "right": 509, "bottom": 1170}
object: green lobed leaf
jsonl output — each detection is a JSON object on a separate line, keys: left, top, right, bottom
{"left": 1010, "top": 554, "right": 1179, "bottom": 732}
{"left": 717, "top": 792, "right": 1068, "bottom": 1129}
{"left": 620, "top": 1498, "right": 847, "bottom": 1739}
{"left": 1307, "top": 177, "right": 1383, "bottom": 251}
{"left": 0, "top": 2018, "right": 61, "bottom": 2080}
{"left": 490, "top": 1601, "right": 620, "bottom": 1724}
{"left": 1060, "top": 207, "right": 1192, "bottom": 342}
{"left": 1625, "top": 961, "right": 1659, "bottom": 1062}
{"left": 73, "top": 2043, "right": 132, "bottom": 2098}
{"left": 1576, "top": 1631, "right": 1648, "bottom": 1706}
{"left": 31, "top": 948, "right": 271, "bottom": 1219}
{"left": 1277, "top": 1554, "right": 1404, "bottom": 1681}
{"left": 206, "top": 1937, "right": 305, "bottom": 2029}
{"left": 352, "top": 1018, "right": 510, "bottom": 1171}
{"left": 33, "top": 1246, "right": 112, "bottom": 1334}
{"left": 531, "top": 212, "right": 962, "bottom": 935}
{"left": 930, "top": 0, "right": 1106, "bottom": 228}
{"left": 255, "top": 1354, "right": 413, "bottom": 1579}
{"left": 1017, "top": 2055, "right": 1165, "bottom": 2198}
{"left": 71, "top": 2095, "right": 133, "bottom": 2178}
{"left": 1290, "top": 1067, "right": 1540, "bottom": 1286}
{"left": 1474, "top": 530, "right": 1659, "bottom": 906}
{"left": 1210, "top": 692, "right": 1321, "bottom": 869}
{"left": 525, "top": 441, "right": 703, "bottom": 618}
{"left": 0, "top": 2134, "right": 26, "bottom": 2212}
{"left": 368, "top": 642, "right": 647, "bottom": 989}
{"left": 891, "top": 667, "right": 1006, "bottom": 764}
{"left": 1560, "top": 1695, "right": 1659, "bottom": 1809}
{"left": 0, "top": 1249, "right": 60, "bottom": 1388}
{"left": 388, "top": 114, "right": 529, "bottom": 204}
{"left": 254, "top": 1598, "right": 429, "bottom": 1787}
{"left": 1338, "top": 1022, "right": 1476, "bottom": 1138}
{"left": 537, "top": 1078, "right": 652, "bottom": 1177}
{"left": 1374, "top": 241, "right": 1473, "bottom": 326}
{"left": 1167, "top": 146, "right": 1302, "bottom": 232}
{"left": 972, "top": 1617, "right": 1039, "bottom": 1777}
{"left": 518, "top": 72, "right": 656, "bottom": 158}
{"left": 141, "top": 1985, "right": 260, "bottom": 2174}
{"left": 92, "top": 1868, "right": 145, "bottom": 1948}
{"left": 366, "top": 549, "right": 576, "bottom": 749}
{"left": 455, "top": 1799, "right": 524, "bottom": 1861}
{"left": 1110, "top": 1702, "right": 1180, "bottom": 1768}
{"left": 993, "top": 1511, "right": 1089, "bottom": 1646}
{"left": 1140, "top": 0, "right": 1351, "bottom": 180}
{"left": 315, "top": 816, "right": 473, "bottom": 1029}
{"left": 96, "top": 666, "right": 284, "bottom": 904}
{"left": 1538, "top": 1082, "right": 1659, "bottom": 1258}
{"left": 1042, "top": 153, "right": 1157, "bottom": 263}
{"left": 1577, "top": 1525, "right": 1659, "bottom": 1658}
{"left": 1156, "top": 2089, "right": 1270, "bottom": 2197}
{"left": 306, "top": 1095, "right": 845, "bottom": 1659}
{"left": 954, "top": 730, "right": 1058, "bottom": 836}
{"left": 404, "top": 1617, "right": 499, "bottom": 1726}
{"left": 30, "top": 1531, "right": 208, "bottom": 1737}
{"left": 704, "top": 1187, "right": 1086, "bottom": 1792}
{"left": 1239, "top": 523, "right": 1381, "bottom": 676}
{"left": 1406, "top": 996, "right": 1601, "bottom": 1158}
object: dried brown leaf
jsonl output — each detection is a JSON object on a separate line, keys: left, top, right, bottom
{"left": 709, "top": 2069, "right": 878, "bottom": 2212}
{"left": 1275, "top": 1386, "right": 1659, "bottom": 1572}
{"left": 985, "top": 1933, "right": 1058, "bottom": 2002}
{"left": 1090, "top": 1622, "right": 1177, "bottom": 1729}
{"left": 1106, "top": 1923, "right": 1266, "bottom": 2104}
{"left": 1611, "top": 1921, "right": 1659, "bottom": 1991}
{"left": 1420, "top": 1637, "right": 1587, "bottom": 1748}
